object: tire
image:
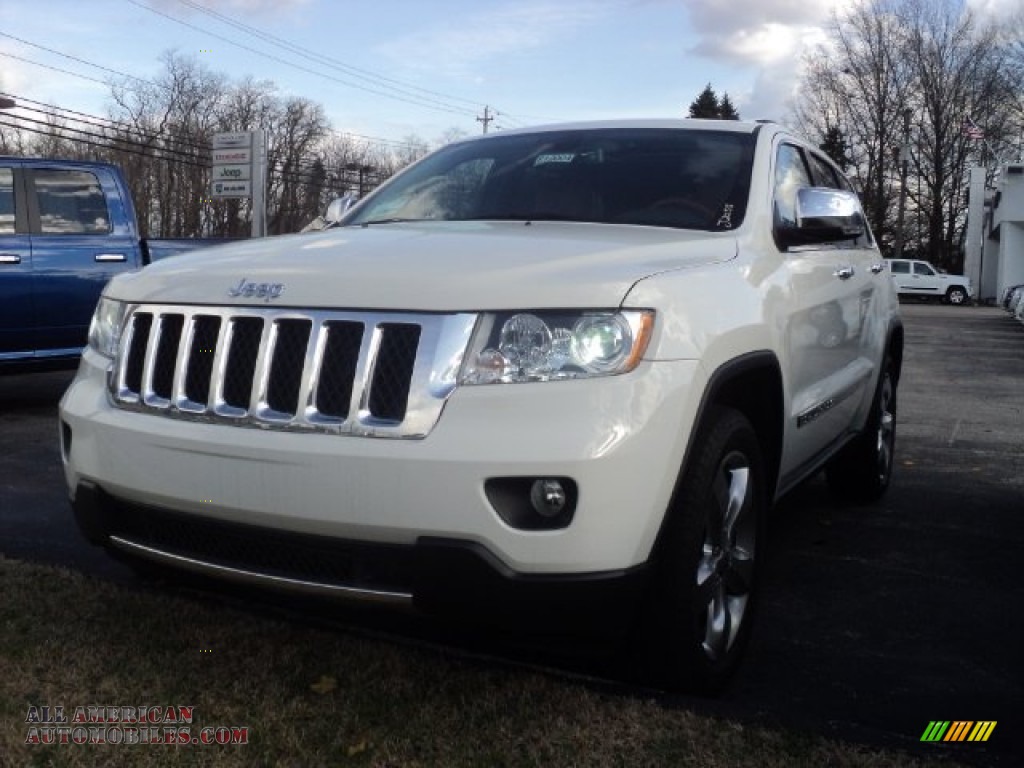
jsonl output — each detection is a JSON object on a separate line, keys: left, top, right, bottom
{"left": 825, "top": 358, "right": 897, "bottom": 503}
{"left": 946, "top": 286, "right": 968, "bottom": 305}
{"left": 630, "top": 407, "right": 766, "bottom": 695}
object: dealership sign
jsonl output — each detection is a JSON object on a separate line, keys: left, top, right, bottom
{"left": 211, "top": 164, "right": 251, "bottom": 181}
{"left": 210, "top": 132, "right": 258, "bottom": 199}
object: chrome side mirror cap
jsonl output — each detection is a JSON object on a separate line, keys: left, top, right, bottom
{"left": 778, "top": 188, "right": 867, "bottom": 248}
{"left": 325, "top": 193, "right": 359, "bottom": 223}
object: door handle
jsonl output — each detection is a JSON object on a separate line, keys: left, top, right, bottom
{"left": 834, "top": 266, "right": 855, "bottom": 280}
{"left": 0, "top": 253, "right": 21, "bottom": 264}
{"left": 870, "top": 262, "right": 885, "bottom": 274}
{"left": 95, "top": 253, "right": 127, "bottom": 262}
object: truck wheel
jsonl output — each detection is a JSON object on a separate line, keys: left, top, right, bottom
{"left": 825, "top": 358, "right": 897, "bottom": 503}
{"left": 946, "top": 287, "right": 968, "bottom": 305}
{"left": 633, "top": 407, "right": 766, "bottom": 695}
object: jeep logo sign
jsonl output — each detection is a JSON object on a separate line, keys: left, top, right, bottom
{"left": 212, "top": 164, "right": 251, "bottom": 181}
{"left": 228, "top": 278, "right": 284, "bottom": 302}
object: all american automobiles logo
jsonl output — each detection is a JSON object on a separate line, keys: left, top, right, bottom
{"left": 920, "top": 720, "right": 997, "bottom": 742}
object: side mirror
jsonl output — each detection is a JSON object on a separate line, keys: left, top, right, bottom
{"left": 778, "top": 188, "right": 866, "bottom": 248}
{"left": 324, "top": 193, "right": 358, "bottom": 223}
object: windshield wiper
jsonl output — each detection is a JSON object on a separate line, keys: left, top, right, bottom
{"left": 355, "top": 217, "right": 419, "bottom": 227}
{"left": 462, "top": 213, "right": 592, "bottom": 223}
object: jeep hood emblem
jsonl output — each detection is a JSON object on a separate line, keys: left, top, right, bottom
{"left": 228, "top": 278, "right": 284, "bottom": 302}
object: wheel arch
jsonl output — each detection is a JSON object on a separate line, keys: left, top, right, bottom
{"left": 649, "top": 351, "right": 784, "bottom": 560}
{"left": 887, "top": 318, "right": 905, "bottom": 386}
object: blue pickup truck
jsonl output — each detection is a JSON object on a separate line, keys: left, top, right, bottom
{"left": 1, "top": 156, "right": 227, "bottom": 373}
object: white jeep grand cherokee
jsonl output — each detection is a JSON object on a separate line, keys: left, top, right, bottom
{"left": 60, "top": 120, "right": 903, "bottom": 693}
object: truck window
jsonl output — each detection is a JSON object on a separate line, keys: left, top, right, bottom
{"left": 807, "top": 152, "right": 841, "bottom": 189}
{"left": 345, "top": 128, "right": 755, "bottom": 232}
{"left": 773, "top": 144, "right": 813, "bottom": 228}
{"left": 913, "top": 262, "right": 935, "bottom": 276}
{"left": 0, "top": 168, "right": 14, "bottom": 234}
{"left": 34, "top": 169, "right": 111, "bottom": 235}
{"left": 889, "top": 260, "right": 910, "bottom": 274}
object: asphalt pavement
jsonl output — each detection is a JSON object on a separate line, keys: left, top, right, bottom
{"left": 1, "top": 303, "right": 1022, "bottom": 765}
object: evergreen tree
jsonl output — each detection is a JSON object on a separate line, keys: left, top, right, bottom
{"left": 688, "top": 84, "right": 740, "bottom": 120}
{"left": 688, "top": 84, "right": 721, "bottom": 118}
{"left": 819, "top": 125, "right": 851, "bottom": 170}
{"left": 718, "top": 92, "right": 740, "bottom": 120}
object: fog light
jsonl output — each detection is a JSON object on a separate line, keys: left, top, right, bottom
{"left": 530, "top": 479, "right": 566, "bottom": 517}
{"left": 484, "top": 477, "right": 577, "bottom": 530}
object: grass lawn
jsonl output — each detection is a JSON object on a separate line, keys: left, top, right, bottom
{"left": 0, "top": 555, "right": 964, "bottom": 767}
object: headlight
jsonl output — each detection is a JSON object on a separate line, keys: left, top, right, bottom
{"left": 87, "top": 297, "right": 127, "bottom": 359}
{"left": 460, "top": 310, "right": 654, "bottom": 385}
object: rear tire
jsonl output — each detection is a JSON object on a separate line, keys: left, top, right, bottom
{"left": 630, "top": 407, "right": 766, "bottom": 695}
{"left": 826, "top": 358, "right": 897, "bottom": 503}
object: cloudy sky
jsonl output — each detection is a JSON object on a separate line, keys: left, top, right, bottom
{"left": 0, "top": 0, "right": 1015, "bottom": 147}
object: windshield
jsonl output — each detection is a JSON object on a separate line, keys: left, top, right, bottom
{"left": 344, "top": 128, "right": 755, "bottom": 231}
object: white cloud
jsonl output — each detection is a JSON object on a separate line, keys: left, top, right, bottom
{"left": 672, "top": 0, "right": 841, "bottom": 124}
{"left": 684, "top": 0, "right": 841, "bottom": 66}
{"left": 378, "top": 1, "right": 609, "bottom": 78}
{"left": 967, "top": 0, "right": 1023, "bottom": 21}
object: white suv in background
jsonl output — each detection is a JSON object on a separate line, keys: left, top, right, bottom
{"left": 886, "top": 258, "right": 972, "bottom": 304}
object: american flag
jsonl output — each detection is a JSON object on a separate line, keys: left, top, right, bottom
{"left": 962, "top": 116, "right": 985, "bottom": 141}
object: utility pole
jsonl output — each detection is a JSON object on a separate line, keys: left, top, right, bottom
{"left": 476, "top": 106, "right": 493, "bottom": 134}
{"left": 893, "top": 107, "right": 912, "bottom": 259}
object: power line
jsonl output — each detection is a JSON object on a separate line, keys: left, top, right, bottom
{"left": 1, "top": 98, "right": 395, "bottom": 186}
{"left": 175, "top": 0, "right": 486, "bottom": 110}
{"left": 0, "top": 48, "right": 428, "bottom": 153}
{"left": 126, "top": 0, "right": 475, "bottom": 118}
{"left": 0, "top": 32, "right": 156, "bottom": 90}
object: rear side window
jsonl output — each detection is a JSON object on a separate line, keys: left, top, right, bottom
{"left": 889, "top": 260, "right": 910, "bottom": 274}
{"left": 34, "top": 169, "right": 111, "bottom": 235}
{"left": 0, "top": 168, "right": 14, "bottom": 234}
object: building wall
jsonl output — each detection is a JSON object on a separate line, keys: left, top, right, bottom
{"left": 997, "top": 223, "right": 1024, "bottom": 299}
{"left": 983, "top": 165, "right": 1024, "bottom": 302}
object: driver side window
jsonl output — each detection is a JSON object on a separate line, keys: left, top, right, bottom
{"left": 773, "top": 144, "right": 813, "bottom": 228}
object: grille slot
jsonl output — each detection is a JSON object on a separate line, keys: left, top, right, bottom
{"left": 124, "top": 313, "right": 152, "bottom": 395}
{"left": 316, "top": 321, "right": 363, "bottom": 419}
{"left": 267, "top": 319, "right": 312, "bottom": 416}
{"left": 152, "top": 314, "right": 184, "bottom": 400}
{"left": 222, "top": 317, "right": 264, "bottom": 409}
{"left": 185, "top": 316, "right": 221, "bottom": 406}
{"left": 111, "top": 304, "right": 473, "bottom": 439}
{"left": 369, "top": 323, "right": 421, "bottom": 422}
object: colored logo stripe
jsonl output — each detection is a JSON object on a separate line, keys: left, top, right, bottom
{"left": 945, "top": 721, "right": 973, "bottom": 741}
{"left": 921, "top": 721, "right": 996, "bottom": 743}
{"left": 968, "top": 722, "right": 996, "bottom": 742}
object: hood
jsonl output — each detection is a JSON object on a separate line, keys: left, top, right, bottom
{"left": 111, "top": 221, "right": 736, "bottom": 311}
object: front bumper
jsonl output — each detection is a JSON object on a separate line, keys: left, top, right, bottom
{"left": 61, "top": 347, "right": 704, "bottom": 629}
{"left": 72, "top": 482, "right": 649, "bottom": 636}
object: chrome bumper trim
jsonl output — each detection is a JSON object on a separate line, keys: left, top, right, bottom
{"left": 108, "top": 535, "right": 414, "bottom": 606}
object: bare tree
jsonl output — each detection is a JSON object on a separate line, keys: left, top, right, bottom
{"left": 796, "top": 0, "right": 912, "bottom": 250}
{"left": 795, "top": 0, "right": 1024, "bottom": 269}
{"left": 265, "top": 96, "right": 329, "bottom": 234}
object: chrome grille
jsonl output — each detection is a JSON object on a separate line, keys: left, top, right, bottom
{"left": 110, "top": 304, "right": 478, "bottom": 439}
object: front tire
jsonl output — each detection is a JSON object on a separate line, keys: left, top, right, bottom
{"left": 946, "top": 286, "right": 968, "bottom": 305}
{"left": 826, "top": 358, "right": 897, "bottom": 503}
{"left": 632, "top": 407, "right": 766, "bottom": 695}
